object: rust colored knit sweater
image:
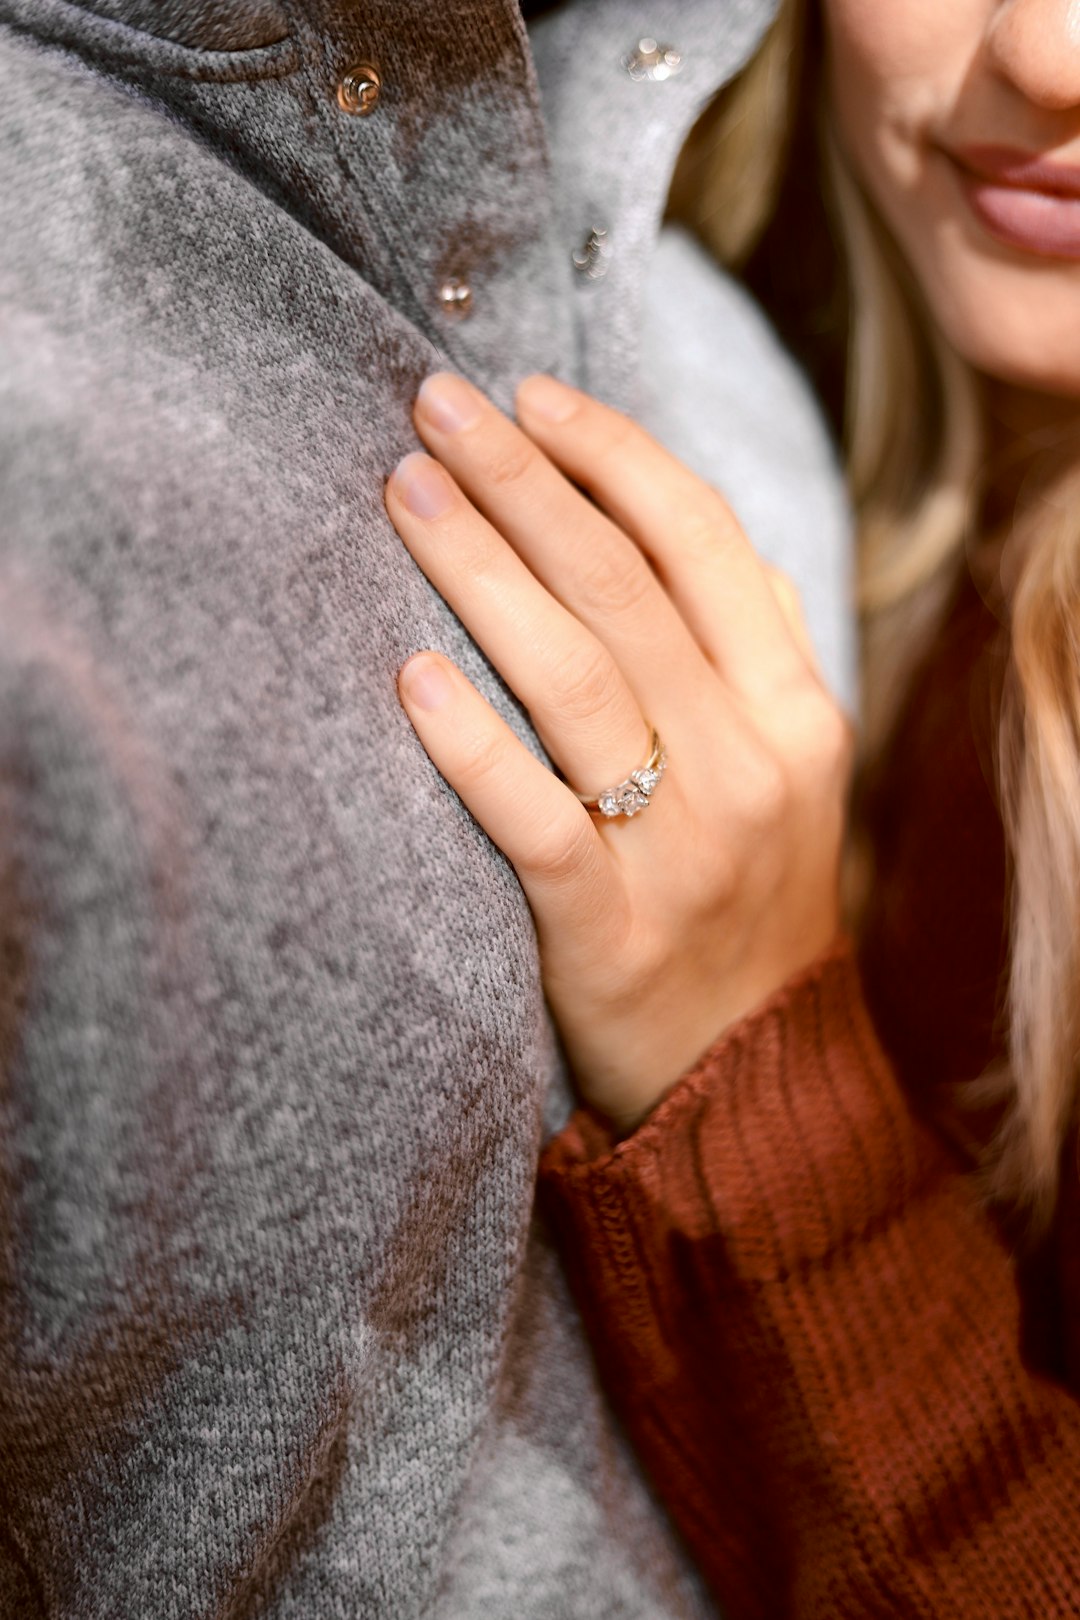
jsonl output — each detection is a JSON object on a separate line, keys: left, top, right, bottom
{"left": 538, "top": 553, "right": 1080, "bottom": 1618}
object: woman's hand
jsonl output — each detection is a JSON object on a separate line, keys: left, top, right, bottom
{"left": 385, "top": 370, "right": 855, "bottom": 1133}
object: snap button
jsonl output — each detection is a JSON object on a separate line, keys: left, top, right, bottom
{"left": 571, "top": 225, "right": 612, "bottom": 281}
{"left": 337, "top": 63, "right": 381, "bottom": 115}
{"left": 622, "top": 38, "right": 683, "bottom": 81}
{"left": 438, "top": 277, "right": 473, "bottom": 318}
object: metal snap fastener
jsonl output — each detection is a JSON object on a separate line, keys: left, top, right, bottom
{"left": 622, "top": 38, "right": 683, "bottom": 81}
{"left": 337, "top": 62, "right": 381, "bottom": 115}
{"left": 438, "top": 277, "right": 473, "bottom": 318}
{"left": 571, "top": 225, "right": 612, "bottom": 281}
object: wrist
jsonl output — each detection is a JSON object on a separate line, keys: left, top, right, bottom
{"left": 557, "top": 923, "right": 851, "bottom": 1133}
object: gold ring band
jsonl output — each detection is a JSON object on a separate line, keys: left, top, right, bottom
{"left": 572, "top": 725, "right": 668, "bottom": 819}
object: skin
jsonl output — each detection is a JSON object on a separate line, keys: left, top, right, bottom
{"left": 384, "top": 0, "right": 1080, "bottom": 1132}
{"left": 821, "top": 0, "right": 1080, "bottom": 405}
{"left": 385, "top": 376, "right": 850, "bottom": 1132}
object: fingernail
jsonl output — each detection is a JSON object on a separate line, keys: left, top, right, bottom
{"left": 417, "top": 371, "right": 483, "bottom": 433}
{"left": 400, "top": 653, "right": 453, "bottom": 711}
{"left": 516, "top": 372, "right": 579, "bottom": 422}
{"left": 391, "top": 451, "right": 454, "bottom": 518}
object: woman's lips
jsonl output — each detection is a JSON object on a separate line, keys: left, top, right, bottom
{"left": 945, "top": 145, "right": 1080, "bottom": 259}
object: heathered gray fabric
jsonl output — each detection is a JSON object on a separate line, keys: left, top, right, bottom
{"left": 0, "top": 1, "right": 855, "bottom": 1616}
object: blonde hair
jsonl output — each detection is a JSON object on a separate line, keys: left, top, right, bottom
{"left": 666, "top": 0, "right": 1080, "bottom": 1224}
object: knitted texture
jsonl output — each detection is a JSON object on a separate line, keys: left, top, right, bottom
{"left": 0, "top": 0, "right": 861, "bottom": 1615}
{"left": 539, "top": 560, "right": 1080, "bottom": 1617}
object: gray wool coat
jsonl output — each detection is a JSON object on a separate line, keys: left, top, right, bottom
{"left": 0, "top": 0, "right": 856, "bottom": 1614}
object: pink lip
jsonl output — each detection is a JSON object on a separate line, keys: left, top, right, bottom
{"left": 948, "top": 142, "right": 1080, "bottom": 197}
{"left": 944, "top": 142, "right": 1080, "bottom": 259}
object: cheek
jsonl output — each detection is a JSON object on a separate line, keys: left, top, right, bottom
{"left": 819, "top": 0, "right": 1080, "bottom": 399}
{"left": 820, "top": 0, "right": 982, "bottom": 88}
{"left": 822, "top": 0, "right": 936, "bottom": 83}
{"left": 820, "top": 0, "right": 980, "bottom": 184}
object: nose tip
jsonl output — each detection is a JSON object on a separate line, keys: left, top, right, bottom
{"left": 987, "top": 0, "right": 1080, "bottom": 111}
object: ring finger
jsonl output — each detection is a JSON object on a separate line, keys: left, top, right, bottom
{"left": 386, "top": 449, "right": 656, "bottom": 802}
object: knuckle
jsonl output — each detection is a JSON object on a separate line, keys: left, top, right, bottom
{"left": 675, "top": 499, "right": 744, "bottom": 567}
{"left": 593, "top": 409, "right": 640, "bottom": 469}
{"left": 716, "top": 844, "right": 742, "bottom": 900}
{"left": 766, "top": 563, "right": 800, "bottom": 607}
{"left": 700, "top": 839, "right": 740, "bottom": 906}
{"left": 754, "top": 752, "right": 792, "bottom": 826}
{"left": 822, "top": 702, "right": 857, "bottom": 767}
{"left": 481, "top": 437, "right": 535, "bottom": 491}
{"left": 578, "top": 544, "right": 654, "bottom": 619}
{"left": 674, "top": 506, "right": 719, "bottom": 565}
{"left": 683, "top": 822, "right": 744, "bottom": 913}
{"left": 616, "top": 919, "right": 671, "bottom": 994}
{"left": 456, "top": 727, "right": 505, "bottom": 792}
{"left": 547, "top": 640, "right": 619, "bottom": 723}
{"left": 734, "top": 742, "right": 790, "bottom": 829}
{"left": 774, "top": 688, "right": 857, "bottom": 798}
{"left": 800, "top": 691, "right": 856, "bottom": 771}
{"left": 452, "top": 529, "right": 499, "bottom": 579}
{"left": 431, "top": 511, "right": 499, "bottom": 579}
{"left": 528, "top": 810, "right": 597, "bottom": 885}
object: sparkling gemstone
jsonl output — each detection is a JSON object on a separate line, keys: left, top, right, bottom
{"left": 591, "top": 739, "right": 666, "bottom": 818}
{"left": 599, "top": 777, "right": 651, "bottom": 817}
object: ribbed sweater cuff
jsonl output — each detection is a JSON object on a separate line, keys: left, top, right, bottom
{"left": 538, "top": 932, "right": 929, "bottom": 1288}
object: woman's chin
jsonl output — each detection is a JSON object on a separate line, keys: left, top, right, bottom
{"left": 870, "top": 158, "right": 1080, "bottom": 402}
{"left": 964, "top": 346, "right": 1080, "bottom": 400}
{"left": 921, "top": 249, "right": 1080, "bottom": 401}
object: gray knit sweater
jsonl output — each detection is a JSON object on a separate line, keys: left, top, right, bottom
{"left": 0, "top": 1, "right": 855, "bottom": 1614}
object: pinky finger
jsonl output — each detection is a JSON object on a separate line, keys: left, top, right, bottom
{"left": 397, "top": 651, "right": 612, "bottom": 919}
{"left": 763, "top": 565, "right": 825, "bottom": 686}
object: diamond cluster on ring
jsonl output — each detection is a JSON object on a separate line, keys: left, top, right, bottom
{"left": 597, "top": 748, "right": 667, "bottom": 818}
